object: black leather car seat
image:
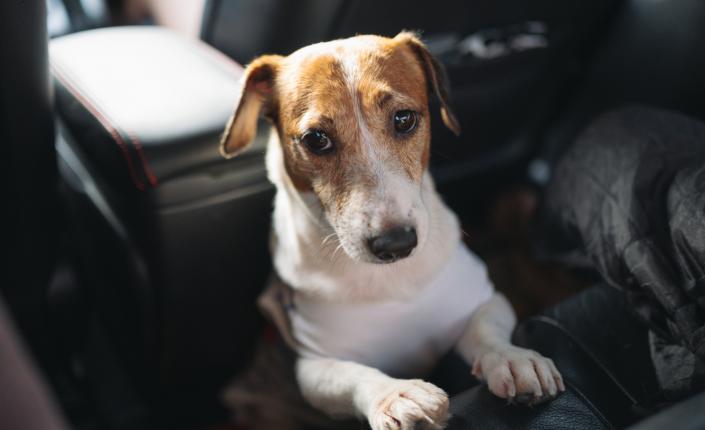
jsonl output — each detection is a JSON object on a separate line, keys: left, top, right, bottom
{"left": 0, "top": 0, "right": 59, "bottom": 374}
{"left": 542, "top": 0, "right": 705, "bottom": 164}
{"left": 51, "top": 26, "right": 274, "bottom": 428}
{"left": 447, "top": 286, "right": 660, "bottom": 430}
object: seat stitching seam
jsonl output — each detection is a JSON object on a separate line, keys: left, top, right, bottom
{"left": 52, "top": 61, "right": 146, "bottom": 191}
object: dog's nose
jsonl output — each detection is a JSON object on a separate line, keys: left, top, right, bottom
{"left": 367, "top": 226, "right": 417, "bottom": 262}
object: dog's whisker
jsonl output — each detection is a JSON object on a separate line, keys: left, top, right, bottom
{"left": 332, "top": 242, "right": 345, "bottom": 262}
{"left": 313, "top": 231, "right": 342, "bottom": 263}
{"left": 321, "top": 232, "right": 338, "bottom": 247}
{"left": 324, "top": 240, "right": 342, "bottom": 266}
{"left": 219, "top": 32, "right": 559, "bottom": 430}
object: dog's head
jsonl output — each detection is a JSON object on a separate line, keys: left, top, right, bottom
{"left": 220, "top": 32, "right": 459, "bottom": 264}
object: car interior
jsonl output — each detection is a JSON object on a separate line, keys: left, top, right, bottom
{"left": 2, "top": 0, "right": 705, "bottom": 429}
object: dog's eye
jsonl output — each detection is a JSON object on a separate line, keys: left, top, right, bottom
{"left": 300, "top": 129, "right": 334, "bottom": 155}
{"left": 393, "top": 110, "right": 417, "bottom": 134}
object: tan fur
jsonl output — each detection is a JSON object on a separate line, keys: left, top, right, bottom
{"left": 220, "top": 33, "right": 564, "bottom": 430}
{"left": 220, "top": 32, "right": 458, "bottom": 220}
{"left": 220, "top": 54, "right": 283, "bottom": 158}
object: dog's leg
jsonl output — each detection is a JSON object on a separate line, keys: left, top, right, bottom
{"left": 455, "top": 292, "right": 565, "bottom": 404}
{"left": 297, "top": 357, "right": 449, "bottom": 430}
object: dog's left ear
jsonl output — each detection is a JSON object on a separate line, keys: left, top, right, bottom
{"left": 220, "top": 55, "right": 283, "bottom": 158}
{"left": 395, "top": 32, "right": 461, "bottom": 136}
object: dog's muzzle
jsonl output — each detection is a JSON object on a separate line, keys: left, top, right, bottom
{"left": 367, "top": 226, "right": 417, "bottom": 263}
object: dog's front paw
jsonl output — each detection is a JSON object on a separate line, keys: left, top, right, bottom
{"left": 367, "top": 379, "right": 449, "bottom": 430}
{"left": 472, "top": 346, "right": 565, "bottom": 405}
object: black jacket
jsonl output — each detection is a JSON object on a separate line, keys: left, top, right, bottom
{"left": 543, "top": 107, "right": 705, "bottom": 392}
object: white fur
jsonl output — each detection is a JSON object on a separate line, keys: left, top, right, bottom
{"left": 258, "top": 46, "right": 564, "bottom": 429}
{"left": 267, "top": 131, "right": 455, "bottom": 302}
{"left": 266, "top": 129, "right": 564, "bottom": 429}
{"left": 324, "top": 48, "right": 431, "bottom": 263}
{"left": 457, "top": 294, "right": 565, "bottom": 400}
{"left": 289, "top": 242, "right": 494, "bottom": 376}
{"left": 296, "top": 358, "right": 449, "bottom": 429}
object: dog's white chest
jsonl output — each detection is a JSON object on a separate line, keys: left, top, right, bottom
{"left": 289, "top": 243, "right": 493, "bottom": 377}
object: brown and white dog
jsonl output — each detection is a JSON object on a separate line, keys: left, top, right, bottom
{"left": 220, "top": 32, "right": 564, "bottom": 430}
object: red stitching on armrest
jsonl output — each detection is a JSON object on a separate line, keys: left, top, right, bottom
{"left": 51, "top": 61, "right": 159, "bottom": 190}
{"left": 51, "top": 36, "right": 242, "bottom": 191}
{"left": 125, "top": 130, "right": 158, "bottom": 187}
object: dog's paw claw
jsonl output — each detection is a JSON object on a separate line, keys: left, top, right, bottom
{"left": 368, "top": 379, "right": 448, "bottom": 430}
{"left": 474, "top": 347, "right": 564, "bottom": 405}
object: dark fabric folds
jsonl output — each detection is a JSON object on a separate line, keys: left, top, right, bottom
{"left": 543, "top": 106, "right": 705, "bottom": 396}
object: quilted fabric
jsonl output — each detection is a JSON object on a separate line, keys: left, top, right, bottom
{"left": 543, "top": 106, "right": 705, "bottom": 396}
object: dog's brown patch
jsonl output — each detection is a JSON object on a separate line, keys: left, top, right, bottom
{"left": 358, "top": 40, "right": 430, "bottom": 182}
{"left": 270, "top": 36, "right": 435, "bottom": 217}
{"left": 220, "top": 33, "right": 458, "bottom": 229}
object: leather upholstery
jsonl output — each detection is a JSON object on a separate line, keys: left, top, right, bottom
{"left": 0, "top": 0, "right": 58, "bottom": 368}
{"left": 521, "top": 286, "right": 660, "bottom": 406}
{"left": 448, "top": 385, "right": 609, "bottom": 430}
{"left": 51, "top": 27, "right": 275, "bottom": 424}
{"left": 448, "top": 286, "right": 660, "bottom": 429}
{"left": 542, "top": 0, "right": 705, "bottom": 164}
{"left": 51, "top": 27, "right": 244, "bottom": 191}
{"left": 201, "top": 0, "right": 477, "bottom": 64}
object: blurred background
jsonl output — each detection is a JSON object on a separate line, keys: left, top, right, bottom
{"left": 2, "top": 0, "right": 705, "bottom": 429}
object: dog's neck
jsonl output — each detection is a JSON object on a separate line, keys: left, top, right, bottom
{"left": 266, "top": 130, "right": 461, "bottom": 303}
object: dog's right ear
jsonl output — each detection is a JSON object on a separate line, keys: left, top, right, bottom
{"left": 395, "top": 32, "right": 461, "bottom": 136}
{"left": 220, "top": 55, "right": 283, "bottom": 158}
